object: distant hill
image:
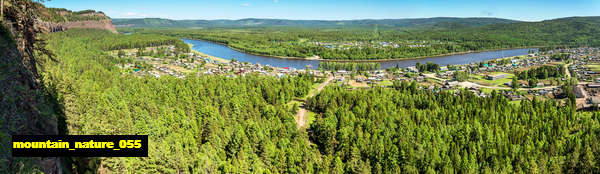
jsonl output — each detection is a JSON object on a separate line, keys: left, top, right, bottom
{"left": 37, "top": 7, "right": 110, "bottom": 22}
{"left": 112, "top": 17, "right": 520, "bottom": 28}
{"left": 453, "top": 16, "right": 600, "bottom": 47}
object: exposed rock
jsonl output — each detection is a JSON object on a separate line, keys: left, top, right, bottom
{"left": 37, "top": 19, "right": 118, "bottom": 33}
{"left": 36, "top": 8, "right": 117, "bottom": 33}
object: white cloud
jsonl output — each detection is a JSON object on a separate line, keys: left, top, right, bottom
{"left": 241, "top": 3, "right": 250, "bottom": 7}
{"left": 274, "top": 0, "right": 279, "bottom": 3}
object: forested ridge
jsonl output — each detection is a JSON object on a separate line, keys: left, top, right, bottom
{"left": 306, "top": 84, "right": 599, "bottom": 173}
{"left": 4, "top": 1, "right": 600, "bottom": 172}
{"left": 40, "top": 29, "right": 322, "bottom": 173}
{"left": 113, "top": 17, "right": 518, "bottom": 28}
{"left": 127, "top": 17, "right": 600, "bottom": 60}
{"left": 38, "top": 29, "right": 600, "bottom": 173}
{"left": 51, "top": 29, "right": 189, "bottom": 52}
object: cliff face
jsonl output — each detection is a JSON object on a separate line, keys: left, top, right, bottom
{"left": 38, "top": 19, "right": 118, "bottom": 33}
{"left": 37, "top": 8, "right": 118, "bottom": 33}
{"left": 1, "top": 20, "right": 61, "bottom": 174}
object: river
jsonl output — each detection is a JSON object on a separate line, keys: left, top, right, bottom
{"left": 183, "top": 39, "right": 538, "bottom": 69}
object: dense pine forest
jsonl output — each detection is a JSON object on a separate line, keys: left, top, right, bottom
{"left": 31, "top": 29, "right": 600, "bottom": 173}
{"left": 4, "top": 0, "right": 600, "bottom": 173}
{"left": 126, "top": 17, "right": 600, "bottom": 60}
{"left": 38, "top": 29, "right": 320, "bottom": 173}
{"left": 307, "top": 84, "right": 598, "bottom": 173}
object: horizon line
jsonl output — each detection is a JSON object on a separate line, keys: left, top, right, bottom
{"left": 109, "top": 16, "right": 599, "bottom": 22}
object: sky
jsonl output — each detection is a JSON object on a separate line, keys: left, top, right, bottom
{"left": 43, "top": 0, "right": 600, "bottom": 21}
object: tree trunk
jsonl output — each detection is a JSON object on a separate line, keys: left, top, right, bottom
{"left": 1, "top": 0, "right": 4, "bottom": 20}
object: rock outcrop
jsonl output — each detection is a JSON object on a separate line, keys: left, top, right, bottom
{"left": 37, "top": 19, "right": 118, "bottom": 33}
{"left": 36, "top": 8, "right": 118, "bottom": 33}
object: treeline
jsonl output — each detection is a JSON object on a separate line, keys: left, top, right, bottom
{"left": 416, "top": 61, "right": 441, "bottom": 72}
{"left": 36, "top": 4, "right": 110, "bottom": 22}
{"left": 125, "top": 17, "right": 600, "bottom": 60}
{"left": 40, "top": 29, "right": 326, "bottom": 173}
{"left": 453, "top": 71, "right": 469, "bottom": 81}
{"left": 551, "top": 53, "right": 571, "bottom": 60}
{"left": 516, "top": 65, "right": 564, "bottom": 80}
{"left": 57, "top": 29, "right": 189, "bottom": 52}
{"left": 34, "top": 27, "right": 600, "bottom": 173}
{"left": 132, "top": 28, "right": 496, "bottom": 60}
{"left": 318, "top": 62, "right": 381, "bottom": 71}
{"left": 305, "top": 83, "right": 600, "bottom": 173}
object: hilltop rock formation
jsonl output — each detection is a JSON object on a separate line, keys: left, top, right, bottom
{"left": 36, "top": 8, "right": 118, "bottom": 33}
{"left": 37, "top": 19, "right": 118, "bottom": 33}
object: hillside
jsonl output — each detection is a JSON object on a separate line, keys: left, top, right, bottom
{"left": 1, "top": 2, "right": 62, "bottom": 173}
{"left": 37, "top": 7, "right": 110, "bottom": 22}
{"left": 469, "top": 16, "right": 600, "bottom": 46}
{"left": 113, "top": 17, "right": 519, "bottom": 28}
{"left": 131, "top": 16, "right": 600, "bottom": 60}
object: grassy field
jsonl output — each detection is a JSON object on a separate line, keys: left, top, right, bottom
{"left": 585, "top": 64, "right": 600, "bottom": 72}
{"left": 301, "top": 83, "right": 323, "bottom": 100}
{"left": 379, "top": 80, "right": 393, "bottom": 87}
{"left": 470, "top": 72, "right": 515, "bottom": 87}
{"left": 479, "top": 88, "right": 495, "bottom": 94}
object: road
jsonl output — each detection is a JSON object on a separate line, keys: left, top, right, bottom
{"left": 565, "top": 63, "right": 572, "bottom": 78}
{"left": 424, "top": 73, "right": 558, "bottom": 90}
{"left": 423, "top": 73, "right": 445, "bottom": 81}
{"left": 295, "top": 76, "right": 333, "bottom": 129}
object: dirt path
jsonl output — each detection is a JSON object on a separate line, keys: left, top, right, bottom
{"left": 423, "top": 73, "right": 445, "bottom": 81}
{"left": 565, "top": 63, "right": 572, "bottom": 78}
{"left": 296, "top": 76, "right": 333, "bottom": 129}
{"left": 457, "top": 81, "right": 558, "bottom": 90}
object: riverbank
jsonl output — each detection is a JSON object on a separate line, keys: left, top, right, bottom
{"left": 184, "top": 38, "right": 322, "bottom": 60}
{"left": 321, "top": 46, "right": 543, "bottom": 62}
{"left": 186, "top": 43, "right": 230, "bottom": 63}
{"left": 186, "top": 38, "right": 541, "bottom": 62}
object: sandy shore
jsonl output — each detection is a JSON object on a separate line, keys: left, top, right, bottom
{"left": 187, "top": 43, "right": 230, "bottom": 63}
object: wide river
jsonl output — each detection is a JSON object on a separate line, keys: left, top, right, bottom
{"left": 183, "top": 39, "right": 538, "bottom": 69}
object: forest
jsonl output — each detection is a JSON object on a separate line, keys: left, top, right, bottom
{"left": 38, "top": 29, "right": 324, "bottom": 173}
{"left": 123, "top": 16, "right": 600, "bottom": 60}
{"left": 516, "top": 65, "right": 565, "bottom": 80}
{"left": 113, "top": 17, "right": 518, "bottom": 28}
{"left": 4, "top": 0, "right": 600, "bottom": 172}
{"left": 306, "top": 82, "right": 599, "bottom": 173}
{"left": 35, "top": 5, "right": 110, "bottom": 22}
{"left": 415, "top": 62, "right": 441, "bottom": 72}
{"left": 33, "top": 29, "right": 600, "bottom": 173}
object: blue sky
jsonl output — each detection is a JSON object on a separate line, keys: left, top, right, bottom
{"left": 44, "top": 0, "right": 599, "bottom": 21}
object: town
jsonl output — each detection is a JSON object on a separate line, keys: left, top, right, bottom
{"left": 113, "top": 45, "right": 600, "bottom": 110}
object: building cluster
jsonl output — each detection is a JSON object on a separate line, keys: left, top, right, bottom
{"left": 116, "top": 44, "right": 600, "bottom": 109}
{"left": 117, "top": 45, "right": 320, "bottom": 79}
{"left": 569, "top": 48, "right": 600, "bottom": 82}
{"left": 547, "top": 47, "right": 600, "bottom": 109}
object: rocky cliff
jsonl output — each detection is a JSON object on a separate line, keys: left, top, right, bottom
{"left": 36, "top": 8, "right": 118, "bottom": 33}
{"left": 1, "top": 18, "right": 61, "bottom": 174}
{"left": 38, "top": 19, "right": 118, "bottom": 33}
